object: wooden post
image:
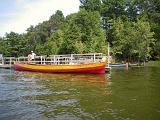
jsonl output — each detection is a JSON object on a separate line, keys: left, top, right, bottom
{"left": 44, "top": 56, "right": 45, "bottom": 64}
{"left": 10, "top": 57, "right": 11, "bottom": 66}
{"left": 58, "top": 57, "right": 59, "bottom": 65}
{"left": 40, "top": 56, "right": 42, "bottom": 64}
{"left": 71, "top": 54, "right": 73, "bottom": 64}
{"left": 107, "top": 42, "right": 110, "bottom": 68}
{"left": 54, "top": 55, "right": 55, "bottom": 64}
{"left": 2, "top": 58, "right": 4, "bottom": 65}
{"left": 93, "top": 53, "right": 95, "bottom": 62}
{"left": 126, "top": 62, "right": 129, "bottom": 70}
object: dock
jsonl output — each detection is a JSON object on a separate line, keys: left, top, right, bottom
{"left": 0, "top": 64, "right": 12, "bottom": 69}
{"left": 105, "top": 66, "right": 111, "bottom": 72}
{"left": 0, "top": 57, "right": 15, "bottom": 69}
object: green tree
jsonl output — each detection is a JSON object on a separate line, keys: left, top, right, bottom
{"left": 101, "top": 0, "right": 127, "bottom": 20}
{"left": 43, "top": 29, "right": 64, "bottom": 55}
{"left": 4, "top": 32, "right": 23, "bottom": 57}
{"left": 76, "top": 9, "right": 107, "bottom": 53}
{"left": 49, "top": 10, "right": 65, "bottom": 30}
{"left": 133, "top": 19, "right": 155, "bottom": 63}
{"left": 128, "top": 0, "right": 160, "bottom": 59}
{"left": 80, "top": 0, "right": 102, "bottom": 12}
{"left": 62, "top": 9, "right": 107, "bottom": 54}
{"left": 0, "top": 37, "right": 8, "bottom": 56}
{"left": 111, "top": 18, "right": 154, "bottom": 63}
{"left": 61, "top": 14, "right": 84, "bottom": 54}
{"left": 25, "top": 10, "right": 65, "bottom": 55}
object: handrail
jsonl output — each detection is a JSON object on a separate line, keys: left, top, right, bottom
{"left": 0, "top": 53, "right": 104, "bottom": 65}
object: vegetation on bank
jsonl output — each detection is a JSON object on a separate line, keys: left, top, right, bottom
{"left": 147, "top": 61, "right": 160, "bottom": 66}
{"left": 0, "top": 0, "right": 160, "bottom": 64}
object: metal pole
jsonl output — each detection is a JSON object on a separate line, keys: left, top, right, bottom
{"left": 108, "top": 42, "right": 110, "bottom": 68}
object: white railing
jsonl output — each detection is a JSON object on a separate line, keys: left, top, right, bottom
{"left": 0, "top": 53, "right": 104, "bottom": 65}
{"left": 0, "top": 57, "right": 16, "bottom": 66}
{"left": 47, "top": 53, "right": 102, "bottom": 65}
{"left": 20, "top": 53, "right": 103, "bottom": 65}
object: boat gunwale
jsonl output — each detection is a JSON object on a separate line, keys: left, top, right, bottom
{"left": 14, "top": 61, "right": 106, "bottom": 67}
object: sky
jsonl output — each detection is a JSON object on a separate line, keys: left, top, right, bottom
{"left": 0, "top": 0, "right": 80, "bottom": 37}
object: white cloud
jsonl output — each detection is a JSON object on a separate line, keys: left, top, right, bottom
{"left": 0, "top": 0, "right": 80, "bottom": 37}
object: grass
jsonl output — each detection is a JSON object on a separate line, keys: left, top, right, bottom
{"left": 147, "top": 61, "right": 160, "bottom": 66}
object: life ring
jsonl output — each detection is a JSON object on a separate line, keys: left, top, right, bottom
{"left": 28, "top": 54, "right": 32, "bottom": 63}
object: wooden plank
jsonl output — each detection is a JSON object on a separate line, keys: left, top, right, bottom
{"left": 0, "top": 65, "right": 12, "bottom": 69}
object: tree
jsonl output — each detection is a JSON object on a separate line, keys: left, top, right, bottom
{"left": 49, "top": 10, "right": 65, "bottom": 30}
{"left": 111, "top": 18, "right": 154, "bottom": 63}
{"left": 62, "top": 9, "right": 107, "bottom": 54}
{"left": 4, "top": 32, "right": 20, "bottom": 57}
{"left": 133, "top": 19, "right": 155, "bottom": 63}
{"left": 43, "top": 30, "right": 64, "bottom": 55}
{"left": 25, "top": 10, "right": 65, "bottom": 55}
{"left": 0, "top": 37, "right": 8, "bottom": 56}
{"left": 80, "top": 0, "right": 102, "bottom": 12}
{"left": 76, "top": 9, "right": 107, "bottom": 53}
{"left": 101, "top": 0, "right": 127, "bottom": 20}
{"left": 111, "top": 18, "right": 132, "bottom": 62}
{"left": 128, "top": 0, "right": 160, "bottom": 60}
{"left": 61, "top": 13, "right": 84, "bottom": 54}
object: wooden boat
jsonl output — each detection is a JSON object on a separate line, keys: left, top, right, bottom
{"left": 13, "top": 53, "right": 107, "bottom": 74}
{"left": 109, "top": 63, "right": 126, "bottom": 67}
{"left": 13, "top": 61, "right": 106, "bottom": 73}
{"left": 109, "top": 63, "right": 138, "bottom": 67}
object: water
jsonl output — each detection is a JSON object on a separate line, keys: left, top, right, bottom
{"left": 0, "top": 66, "right": 160, "bottom": 120}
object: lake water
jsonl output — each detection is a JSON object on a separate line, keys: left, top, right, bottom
{"left": 0, "top": 66, "right": 160, "bottom": 120}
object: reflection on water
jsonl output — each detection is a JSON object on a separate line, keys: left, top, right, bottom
{"left": 18, "top": 71, "right": 106, "bottom": 82}
{"left": 0, "top": 70, "right": 109, "bottom": 120}
{"left": 0, "top": 67, "right": 160, "bottom": 120}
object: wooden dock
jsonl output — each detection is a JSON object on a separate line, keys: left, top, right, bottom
{"left": 105, "top": 66, "right": 111, "bottom": 72}
{"left": 0, "top": 57, "right": 15, "bottom": 69}
{"left": 0, "top": 65, "right": 12, "bottom": 69}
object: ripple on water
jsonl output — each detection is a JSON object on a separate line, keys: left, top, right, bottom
{"left": 0, "top": 68, "right": 160, "bottom": 120}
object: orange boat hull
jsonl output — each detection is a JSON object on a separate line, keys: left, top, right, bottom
{"left": 13, "top": 61, "right": 107, "bottom": 74}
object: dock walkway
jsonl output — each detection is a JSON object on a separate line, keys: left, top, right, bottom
{"left": 0, "top": 64, "right": 12, "bottom": 69}
{"left": 0, "top": 57, "right": 15, "bottom": 69}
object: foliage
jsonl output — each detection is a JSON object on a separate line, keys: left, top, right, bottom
{"left": 101, "top": 0, "right": 127, "bottom": 20}
{"left": 129, "top": 0, "right": 160, "bottom": 59}
{"left": 61, "top": 9, "right": 107, "bottom": 54}
{"left": 1, "top": 32, "right": 27, "bottom": 57}
{"left": 0, "top": 0, "right": 159, "bottom": 62}
{"left": 111, "top": 18, "right": 154, "bottom": 62}
{"left": 79, "top": 0, "right": 102, "bottom": 12}
{"left": 44, "top": 29, "right": 64, "bottom": 55}
{"left": 147, "top": 60, "right": 160, "bottom": 66}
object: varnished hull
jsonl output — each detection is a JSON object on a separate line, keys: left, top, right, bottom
{"left": 13, "top": 61, "right": 106, "bottom": 74}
